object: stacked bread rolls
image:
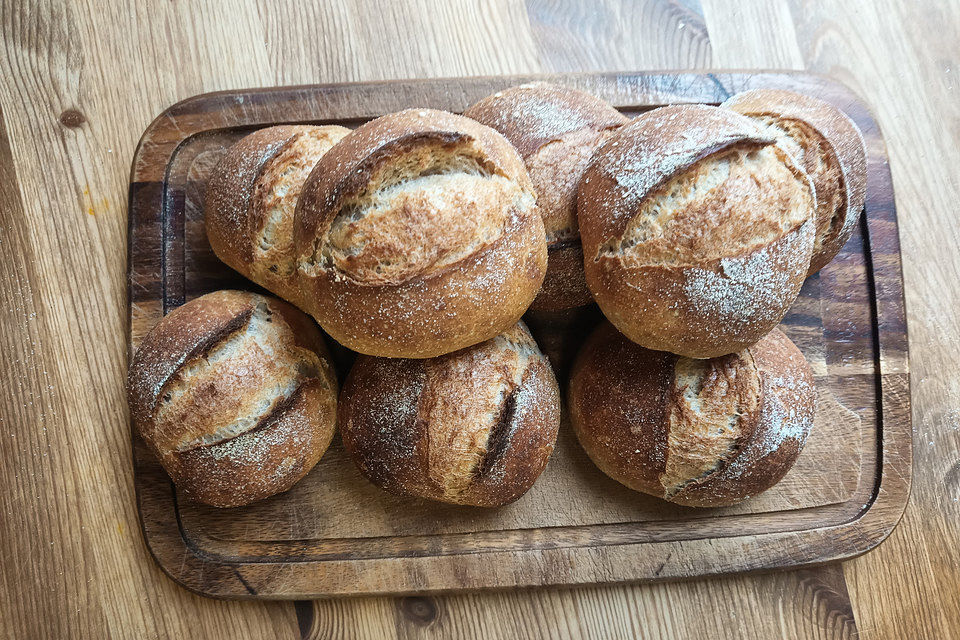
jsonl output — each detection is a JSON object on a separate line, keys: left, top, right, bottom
{"left": 464, "top": 83, "right": 629, "bottom": 310}
{"left": 129, "top": 81, "right": 866, "bottom": 510}
{"left": 567, "top": 89, "right": 864, "bottom": 505}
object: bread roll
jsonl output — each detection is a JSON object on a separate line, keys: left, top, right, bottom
{"left": 205, "top": 125, "right": 349, "bottom": 305}
{"left": 339, "top": 322, "right": 560, "bottom": 507}
{"left": 128, "top": 290, "right": 338, "bottom": 508}
{"left": 578, "top": 104, "right": 816, "bottom": 358}
{"left": 464, "top": 83, "right": 629, "bottom": 310}
{"left": 293, "top": 109, "right": 546, "bottom": 359}
{"left": 569, "top": 322, "right": 815, "bottom": 507}
{"left": 722, "top": 89, "right": 867, "bottom": 275}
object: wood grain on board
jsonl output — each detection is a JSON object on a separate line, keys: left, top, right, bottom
{"left": 126, "top": 71, "right": 907, "bottom": 599}
{"left": 3, "top": 0, "right": 957, "bottom": 637}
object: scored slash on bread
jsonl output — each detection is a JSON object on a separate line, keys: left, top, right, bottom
{"left": 293, "top": 108, "right": 547, "bottom": 358}
{"left": 578, "top": 104, "right": 817, "bottom": 359}
{"left": 339, "top": 322, "right": 561, "bottom": 507}
{"left": 205, "top": 125, "right": 349, "bottom": 306}
{"left": 722, "top": 88, "right": 868, "bottom": 275}
{"left": 128, "top": 291, "right": 338, "bottom": 508}
{"left": 464, "top": 83, "right": 629, "bottom": 311}
{"left": 569, "top": 323, "right": 815, "bottom": 507}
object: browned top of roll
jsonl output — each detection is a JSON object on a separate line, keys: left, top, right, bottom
{"left": 463, "top": 82, "right": 628, "bottom": 159}
{"left": 128, "top": 290, "right": 331, "bottom": 458}
{"left": 722, "top": 88, "right": 867, "bottom": 273}
{"left": 294, "top": 108, "right": 534, "bottom": 287}
{"left": 204, "top": 125, "right": 349, "bottom": 306}
{"left": 577, "top": 104, "right": 816, "bottom": 358}
{"left": 569, "top": 323, "right": 815, "bottom": 506}
{"left": 722, "top": 89, "right": 865, "bottom": 213}
{"left": 205, "top": 126, "right": 317, "bottom": 270}
{"left": 579, "top": 104, "right": 782, "bottom": 247}
{"left": 675, "top": 327, "right": 815, "bottom": 506}
{"left": 340, "top": 322, "right": 561, "bottom": 507}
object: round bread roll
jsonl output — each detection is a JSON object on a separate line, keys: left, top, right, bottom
{"left": 205, "top": 124, "right": 350, "bottom": 305}
{"left": 294, "top": 108, "right": 547, "bottom": 359}
{"left": 569, "top": 322, "right": 815, "bottom": 507}
{"left": 578, "top": 104, "right": 817, "bottom": 358}
{"left": 339, "top": 322, "right": 561, "bottom": 507}
{"left": 128, "top": 290, "right": 338, "bottom": 508}
{"left": 464, "top": 83, "right": 629, "bottom": 311}
{"left": 722, "top": 89, "right": 868, "bottom": 275}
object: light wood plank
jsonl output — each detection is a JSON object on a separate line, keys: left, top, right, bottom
{"left": 701, "top": 0, "right": 804, "bottom": 68}
{"left": 0, "top": 1, "right": 297, "bottom": 637}
{"left": 783, "top": 1, "right": 960, "bottom": 638}
{"left": 307, "top": 565, "right": 856, "bottom": 639}
{"left": 525, "top": 0, "right": 712, "bottom": 70}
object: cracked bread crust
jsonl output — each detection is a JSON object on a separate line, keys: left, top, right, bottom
{"left": 578, "top": 104, "right": 816, "bottom": 358}
{"left": 128, "top": 290, "right": 338, "bottom": 508}
{"left": 339, "top": 322, "right": 561, "bottom": 507}
{"left": 464, "top": 83, "right": 629, "bottom": 310}
{"left": 205, "top": 125, "right": 349, "bottom": 306}
{"left": 568, "top": 323, "right": 815, "bottom": 507}
{"left": 294, "top": 109, "right": 547, "bottom": 358}
{"left": 722, "top": 88, "right": 867, "bottom": 275}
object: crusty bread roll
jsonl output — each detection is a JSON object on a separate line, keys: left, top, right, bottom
{"left": 464, "top": 83, "right": 629, "bottom": 310}
{"left": 293, "top": 109, "right": 547, "bottom": 359}
{"left": 722, "top": 89, "right": 868, "bottom": 275}
{"left": 128, "top": 290, "right": 338, "bottom": 508}
{"left": 578, "top": 104, "right": 816, "bottom": 358}
{"left": 569, "top": 322, "right": 815, "bottom": 507}
{"left": 205, "top": 125, "right": 349, "bottom": 305}
{"left": 339, "top": 322, "right": 560, "bottom": 507}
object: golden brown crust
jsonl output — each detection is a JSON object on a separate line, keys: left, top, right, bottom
{"left": 579, "top": 104, "right": 816, "bottom": 358}
{"left": 722, "top": 89, "right": 867, "bottom": 275}
{"left": 526, "top": 128, "right": 618, "bottom": 241}
{"left": 660, "top": 350, "right": 760, "bottom": 499}
{"left": 294, "top": 109, "right": 547, "bottom": 358}
{"left": 204, "top": 125, "right": 348, "bottom": 306}
{"left": 295, "top": 109, "right": 532, "bottom": 254}
{"left": 206, "top": 127, "right": 305, "bottom": 270}
{"left": 588, "top": 223, "right": 814, "bottom": 358}
{"left": 339, "top": 322, "right": 561, "bottom": 507}
{"left": 463, "top": 83, "right": 628, "bottom": 159}
{"left": 464, "top": 84, "right": 628, "bottom": 311}
{"left": 568, "top": 323, "right": 815, "bottom": 507}
{"left": 168, "top": 378, "right": 334, "bottom": 507}
{"left": 128, "top": 290, "right": 338, "bottom": 508}
{"left": 671, "top": 329, "right": 815, "bottom": 506}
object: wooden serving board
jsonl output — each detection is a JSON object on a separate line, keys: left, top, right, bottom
{"left": 127, "top": 72, "right": 911, "bottom": 599}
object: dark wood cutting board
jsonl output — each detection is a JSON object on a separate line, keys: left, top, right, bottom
{"left": 126, "top": 71, "right": 911, "bottom": 599}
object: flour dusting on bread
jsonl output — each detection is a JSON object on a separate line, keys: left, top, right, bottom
{"left": 292, "top": 109, "right": 546, "bottom": 358}
{"left": 128, "top": 291, "right": 338, "bottom": 508}
{"left": 339, "top": 322, "right": 560, "bottom": 506}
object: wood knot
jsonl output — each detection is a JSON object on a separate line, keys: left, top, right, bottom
{"left": 59, "top": 109, "right": 86, "bottom": 128}
{"left": 399, "top": 596, "right": 438, "bottom": 625}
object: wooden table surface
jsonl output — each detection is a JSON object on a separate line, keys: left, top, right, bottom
{"left": 1, "top": 1, "right": 957, "bottom": 638}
